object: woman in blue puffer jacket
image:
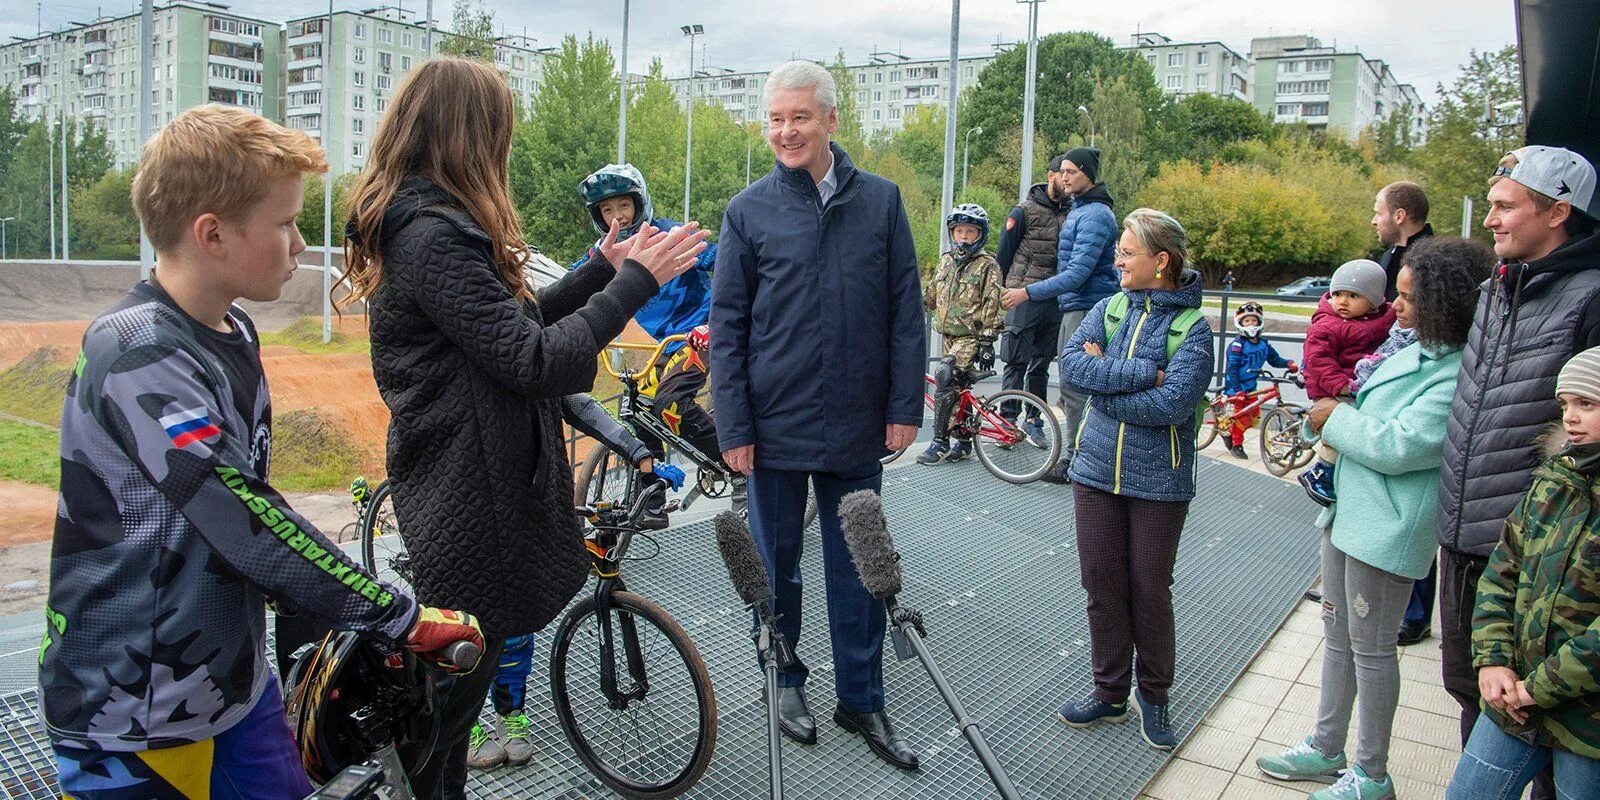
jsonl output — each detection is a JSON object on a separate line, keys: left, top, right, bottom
{"left": 1051, "top": 208, "right": 1214, "bottom": 752}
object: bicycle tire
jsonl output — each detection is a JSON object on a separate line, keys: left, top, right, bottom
{"left": 358, "top": 479, "right": 414, "bottom": 593}
{"left": 1197, "top": 394, "right": 1226, "bottom": 450}
{"left": 1259, "top": 407, "right": 1313, "bottom": 477}
{"left": 550, "top": 590, "right": 716, "bottom": 799}
{"left": 580, "top": 445, "right": 820, "bottom": 529}
{"left": 973, "top": 389, "right": 1062, "bottom": 484}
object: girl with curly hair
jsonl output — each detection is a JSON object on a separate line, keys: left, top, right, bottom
{"left": 1255, "top": 236, "right": 1495, "bottom": 800}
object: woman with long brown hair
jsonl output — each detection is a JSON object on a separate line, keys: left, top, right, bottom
{"left": 342, "top": 57, "right": 705, "bottom": 798}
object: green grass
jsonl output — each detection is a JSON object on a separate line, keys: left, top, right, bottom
{"left": 0, "top": 347, "right": 74, "bottom": 426}
{"left": 270, "top": 409, "right": 364, "bottom": 492}
{"left": 260, "top": 316, "right": 371, "bottom": 355}
{"left": 0, "top": 419, "right": 59, "bottom": 487}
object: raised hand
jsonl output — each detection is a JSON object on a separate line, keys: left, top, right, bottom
{"left": 596, "top": 218, "right": 629, "bottom": 267}
{"left": 627, "top": 222, "right": 709, "bottom": 287}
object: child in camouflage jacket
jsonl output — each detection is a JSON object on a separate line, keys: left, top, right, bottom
{"left": 918, "top": 203, "right": 1004, "bottom": 464}
{"left": 1450, "top": 345, "right": 1600, "bottom": 797}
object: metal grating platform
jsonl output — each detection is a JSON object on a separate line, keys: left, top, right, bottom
{"left": 0, "top": 457, "right": 1322, "bottom": 799}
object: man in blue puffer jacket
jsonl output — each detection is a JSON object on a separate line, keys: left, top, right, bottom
{"left": 1015, "top": 147, "right": 1120, "bottom": 482}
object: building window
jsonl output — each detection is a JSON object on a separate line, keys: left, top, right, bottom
{"left": 889, "top": 89, "right": 900, "bottom": 100}
{"left": 1146, "top": 54, "right": 1157, "bottom": 67}
{"left": 512, "top": 55, "right": 523, "bottom": 70}
{"left": 856, "top": 90, "right": 865, "bottom": 103}
{"left": 1307, "top": 59, "right": 1332, "bottom": 72}
{"left": 889, "top": 107, "right": 900, "bottom": 120}
{"left": 376, "top": 74, "right": 391, "bottom": 91}
{"left": 873, "top": 109, "right": 881, "bottom": 121}
{"left": 353, "top": 70, "right": 364, "bottom": 87}
{"left": 1282, "top": 60, "right": 1301, "bottom": 74}
{"left": 376, "top": 98, "right": 386, "bottom": 112}
{"left": 964, "top": 65, "right": 974, "bottom": 78}
{"left": 1194, "top": 73, "right": 1209, "bottom": 91}
{"left": 352, "top": 93, "right": 364, "bottom": 110}
{"left": 1196, "top": 51, "right": 1208, "bottom": 66}
{"left": 874, "top": 72, "right": 883, "bottom": 84}
{"left": 401, "top": 55, "right": 411, "bottom": 71}
{"left": 352, "top": 141, "right": 363, "bottom": 158}
{"left": 354, "top": 47, "right": 366, "bottom": 64}
{"left": 1167, "top": 52, "right": 1184, "bottom": 67}
{"left": 352, "top": 117, "right": 363, "bottom": 134}
{"left": 378, "top": 52, "right": 391, "bottom": 71}
{"left": 1166, "top": 74, "right": 1182, "bottom": 89}
{"left": 378, "top": 28, "right": 392, "bottom": 44}
{"left": 1276, "top": 103, "right": 1299, "bottom": 116}
{"left": 889, "top": 70, "right": 900, "bottom": 82}
{"left": 402, "top": 32, "right": 412, "bottom": 48}
{"left": 354, "top": 22, "right": 365, "bottom": 39}
{"left": 873, "top": 91, "right": 882, "bottom": 102}
{"left": 857, "top": 73, "right": 866, "bottom": 85}
{"left": 1303, "top": 102, "right": 1329, "bottom": 116}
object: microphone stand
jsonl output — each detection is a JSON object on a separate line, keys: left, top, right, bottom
{"left": 885, "top": 596, "right": 1021, "bottom": 800}
{"left": 752, "top": 608, "right": 794, "bottom": 800}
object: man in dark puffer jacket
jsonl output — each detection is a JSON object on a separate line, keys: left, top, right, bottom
{"left": 1437, "top": 147, "right": 1600, "bottom": 800}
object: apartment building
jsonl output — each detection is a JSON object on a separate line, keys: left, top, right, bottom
{"left": 669, "top": 51, "right": 999, "bottom": 135}
{"left": 0, "top": 1, "right": 281, "bottom": 167}
{"left": 1121, "top": 32, "right": 1250, "bottom": 101}
{"left": 1250, "top": 35, "right": 1426, "bottom": 142}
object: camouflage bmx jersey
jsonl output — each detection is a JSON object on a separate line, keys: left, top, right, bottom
{"left": 1473, "top": 439, "right": 1600, "bottom": 758}
{"left": 924, "top": 250, "right": 1004, "bottom": 367}
{"left": 39, "top": 281, "right": 416, "bottom": 752}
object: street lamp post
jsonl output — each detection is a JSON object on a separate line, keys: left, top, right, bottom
{"left": 1016, "top": 0, "right": 1044, "bottom": 202}
{"left": 322, "top": 0, "right": 334, "bottom": 344}
{"left": 962, "top": 126, "right": 982, "bottom": 193}
{"left": 939, "top": 0, "right": 960, "bottom": 255}
{"left": 1076, "top": 105, "right": 1095, "bottom": 148}
{"left": 0, "top": 217, "right": 13, "bottom": 260}
{"left": 680, "top": 24, "right": 702, "bottom": 221}
{"left": 617, "top": 0, "right": 630, "bottom": 162}
{"left": 60, "top": 34, "right": 75, "bottom": 261}
{"left": 138, "top": 0, "right": 154, "bottom": 280}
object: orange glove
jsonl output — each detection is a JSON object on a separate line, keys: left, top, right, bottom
{"left": 1287, "top": 361, "right": 1299, "bottom": 373}
{"left": 407, "top": 606, "right": 484, "bottom": 672}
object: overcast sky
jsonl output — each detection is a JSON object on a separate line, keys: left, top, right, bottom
{"left": 8, "top": 0, "right": 1516, "bottom": 104}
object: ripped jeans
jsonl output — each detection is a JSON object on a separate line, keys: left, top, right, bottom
{"left": 1312, "top": 532, "right": 1414, "bottom": 780}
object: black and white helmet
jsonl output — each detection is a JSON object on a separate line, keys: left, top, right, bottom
{"left": 946, "top": 203, "right": 990, "bottom": 257}
{"left": 1234, "top": 301, "right": 1265, "bottom": 338}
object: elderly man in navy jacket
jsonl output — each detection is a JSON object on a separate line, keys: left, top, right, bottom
{"left": 710, "top": 59, "right": 926, "bottom": 771}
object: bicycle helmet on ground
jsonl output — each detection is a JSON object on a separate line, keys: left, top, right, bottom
{"left": 945, "top": 203, "right": 990, "bottom": 258}
{"left": 1234, "top": 301, "right": 1265, "bottom": 338}
{"left": 284, "top": 631, "right": 438, "bottom": 785}
{"left": 580, "top": 164, "right": 654, "bottom": 240}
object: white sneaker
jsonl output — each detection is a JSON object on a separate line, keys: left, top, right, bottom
{"left": 466, "top": 721, "right": 506, "bottom": 769}
{"left": 500, "top": 711, "right": 535, "bottom": 767}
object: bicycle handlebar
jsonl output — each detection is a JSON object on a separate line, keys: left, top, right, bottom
{"left": 598, "top": 334, "right": 690, "bottom": 381}
{"left": 575, "top": 481, "right": 667, "bottom": 532}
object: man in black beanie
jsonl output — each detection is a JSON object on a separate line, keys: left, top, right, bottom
{"left": 1003, "top": 146, "right": 1119, "bottom": 483}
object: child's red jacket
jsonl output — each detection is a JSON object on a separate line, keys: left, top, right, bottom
{"left": 1303, "top": 293, "right": 1397, "bottom": 399}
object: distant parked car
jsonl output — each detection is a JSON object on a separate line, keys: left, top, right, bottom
{"left": 1276, "top": 276, "right": 1331, "bottom": 297}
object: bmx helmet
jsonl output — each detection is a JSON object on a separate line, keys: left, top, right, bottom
{"left": 1234, "top": 301, "right": 1265, "bottom": 339}
{"left": 579, "top": 163, "right": 654, "bottom": 240}
{"left": 283, "top": 631, "right": 439, "bottom": 785}
{"left": 945, "top": 203, "right": 990, "bottom": 258}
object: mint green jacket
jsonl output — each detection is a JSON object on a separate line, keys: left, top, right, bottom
{"left": 1313, "top": 342, "right": 1462, "bottom": 579}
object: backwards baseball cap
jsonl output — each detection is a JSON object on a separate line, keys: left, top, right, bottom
{"left": 1492, "top": 145, "right": 1598, "bottom": 219}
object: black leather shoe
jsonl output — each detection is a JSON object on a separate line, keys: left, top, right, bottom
{"left": 770, "top": 686, "right": 816, "bottom": 744}
{"left": 1397, "top": 621, "right": 1432, "bottom": 646}
{"left": 834, "top": 706, "right": 919, "bottom": 770}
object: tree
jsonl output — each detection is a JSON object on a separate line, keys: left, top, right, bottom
{"left": 299, "top": 172, "right": 359, "bottom": 248}
{"left": 829, "top": 50, "right": 867, "bottom": 157}
{"left": 0, "top": 122, "right": 57, "bottom": 258}
{"left": 1161, "top": 93, "right": 1274, "bottom": 168}
{"left": 961, "top": 32, "right": 1161, "bottom": 168}
{"left": 888, "top": 104, "right": 947, "bottom": 185}
{"left": 71, "top": 167, "right": 137, "bottom": 257}
{"left": 0, "top": 86, "right": 31, "bottom": 190}
{"left": 438, "top": 0, "right": 495, "bottom": 62}
{"left": 1074, "top": 75, "right": 1150, "bottom": 210}
{"left": 618, "top": 59, "right": 686, "bottom": 222}
{"left": 511, "top": 34, "right": 618, "bottom": 261}
{"left": 1412, "top": 46, "right": 1522, "bottom": 244}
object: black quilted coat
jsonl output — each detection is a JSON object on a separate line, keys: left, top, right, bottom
{"left": 364, "top": 176, "right": 659, "bottom": 636}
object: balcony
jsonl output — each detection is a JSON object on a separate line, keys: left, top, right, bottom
{"left": 20, "top": 73, "right": 41, "bottom": 86}
{"left": 21, "top": 52, "right": 40, "bottom": 66}
{"left": 288, "top": 31, "right": 324, "bottom": 48}
{"left": 81, "top": 62, "right": 104, "bottom": 77}
{"left": 85, "top": 105, "right": 108, "bottom": 118}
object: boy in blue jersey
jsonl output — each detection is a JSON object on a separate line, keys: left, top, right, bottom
{"left": 1224, "top": 302, "right": 1298, "bottom": 459}
{"left": 40, "top": 105, "right": 483, "bottom": 800}
{"left": 571, "top": 164, "right": 722, "bottom": 465}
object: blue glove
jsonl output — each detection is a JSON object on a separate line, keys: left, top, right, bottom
{"left": 651, "top": 462, "right": 686, "bottom": 491}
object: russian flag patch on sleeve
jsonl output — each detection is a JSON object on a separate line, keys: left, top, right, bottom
{"left": 160, "top": 407, "right": 222, "bottom": 449}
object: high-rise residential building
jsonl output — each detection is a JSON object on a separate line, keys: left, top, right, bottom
{"left": 1249, "top": 35, "right": 1426, "bottom": 142}
{"left": 669, "top": 51, "right": 999, "bottom": 136}
{"left": 1121, "top": 32, "right": 1250, "bottom": 102}
{"left": 0, "top": 1, "right": 281, "bottom": 168}
{"left": 283, "top": 6, "right": 547, "bottom": 175}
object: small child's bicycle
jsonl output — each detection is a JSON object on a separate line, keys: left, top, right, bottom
{"left": 882, "top": 368, "right": 1062, "bottom": 484}
{"left": 1197, "top": 368, "right": 1315, "bottom": 476}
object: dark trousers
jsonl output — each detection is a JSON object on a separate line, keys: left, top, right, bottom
{"left": 409, "top": 636, "right": 507, "bottom": 800}
{"left": 1440, "top": 547, "right": 1556, "bottom": 800}
{"left": 640, "top": 348, "right": 721, "bottom": 464}
{"left": 747, "top": 460, "right": 887, "bottom": 712}
{"left": 1073, "top": 483, "right": 1189, "bottom": 706}
{"left": 1000, "top": 299, "right": 1061, "bottom": 422}
{"left": 1403, "top": 557, "right": 1437, "bottom": 629}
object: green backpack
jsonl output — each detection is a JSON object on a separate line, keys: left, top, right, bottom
{"left": 1101, "top": 293, "right": 1212, "bottom": 436}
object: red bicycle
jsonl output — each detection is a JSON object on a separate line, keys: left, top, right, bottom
{"left": 882, "top": 369, "right": 1062, "bottom": 484}
{"left": 1197, "top": 369, "right": 1314, "bottom": 477}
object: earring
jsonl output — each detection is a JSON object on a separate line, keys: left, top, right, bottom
{"left": 1155, "top": 269, "right": 1163, "bottom": 279}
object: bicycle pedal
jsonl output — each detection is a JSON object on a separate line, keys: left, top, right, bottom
{"left": 661, "top": 500, "right": 682, "bottom": 513}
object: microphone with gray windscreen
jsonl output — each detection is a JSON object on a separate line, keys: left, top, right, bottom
{"left": 836, "top": 489, "right": 1021, "bottom": 800}
{"left": 715, "top": 511, "right": 773, "bottom": 608}
{"left": 714, "top": 510, "right": 788, "bottom": 799}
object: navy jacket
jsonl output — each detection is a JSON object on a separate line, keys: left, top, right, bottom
{"left": 710, "top": 143, "right": 926, "bottom": 471}
{"left": 1063, "top": 270, "right": 1214, "bottom": 502}
{"left": 1224, "top": 336, "right": 1292, "bottom": 395}
{"left": 1028, "top": 183, "right": 1120, "bottom": 313}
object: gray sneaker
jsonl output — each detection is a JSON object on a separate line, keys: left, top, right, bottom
{"left": 500, "top": 711, "right": 535, "bottom": 766}
{"left": 466, "top": 721, "right": 506, "bottom": 769}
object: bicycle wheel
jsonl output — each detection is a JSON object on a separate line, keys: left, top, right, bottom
{"left": 575, "top": 446, "right": 633, "bottom": 508}
{"left": 359, "top": 479, "right": 414, "bottom": 592}
{"left": 973, "top": 390, "right": 1062, "bottom": 484}
{"left": 1259, "top": 407, "right": 1314, "bottom": 477}
{"left": 550, "top": 590, "right": 716, "bottom": 799}
{"left": 1197, "top": 394, "right": 1227, "bottom": 450}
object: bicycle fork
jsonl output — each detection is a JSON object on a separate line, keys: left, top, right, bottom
{"left": 594, "top": 578, "right": 651, "bottom": 709}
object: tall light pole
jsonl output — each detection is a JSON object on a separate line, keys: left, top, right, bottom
{"left": 962, "top": 125, "right": 982, "bottom": 193}
{"left": 680, "top": 24, "right": 702, "bottom": 221}
{"left": 939, "top": 0, "right": 960, "bottom": 254}
{"left": 60, "top": 34, "right": 75, "bottom": 261}
{"left": 1076, "top": 104, "right": 1094, "bottom": 147}
{"left": 1017, "top": 0, "right": 1043, "bottom": 202}
{"left": 321, "top": 0, "right": 334, "bottom": 343}
{"left": 617, "top": 0, "right": 629, "bottom": 162}
{"left": 47, "top": 74, "right": 55, "bottom": 261}
{"left": 138, "top": 0, "right": 153, "bottom": 280}
{"left": 0, "top": 217, "right": 13, "bottom": 260}
{"left": 424, "top": 0, "right": 433, "bottom": 56}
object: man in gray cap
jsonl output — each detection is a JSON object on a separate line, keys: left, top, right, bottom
{"left": 1437, "top": 145, "right": 1600, "bottom": 800}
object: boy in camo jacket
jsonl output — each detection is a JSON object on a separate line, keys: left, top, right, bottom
{"left": 1449, "top": 345, "right": 1600, "bottom": 797}
{"left": 918, "top": 203, "right": 1004, "bottom": 465}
